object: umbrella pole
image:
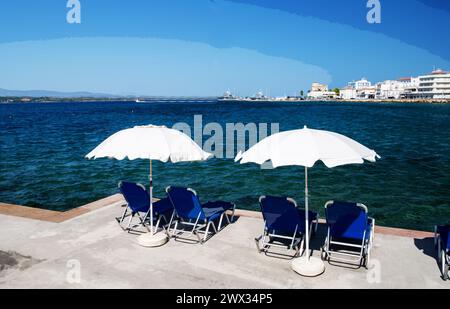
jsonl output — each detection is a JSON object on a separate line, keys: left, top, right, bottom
{"left": 149, "top": 159, "right": 154, "bottom": 235}
{"left": 304, "top": 166, "right": 310, "bottom": 261}
{"left": 137, "top": 159, "right": 168, "bottom": 247}
{"left": 291, "top": 166, "right": 325, "bottom": 277}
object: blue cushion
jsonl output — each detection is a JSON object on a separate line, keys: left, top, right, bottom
{"left": 119, "top": 182, "right": 173, "bottom": 218}
{"left": 167, "top": 187, "right": 205, "bottom": 220}
{"left": 260, "top": 196, "right": 317, "bottom": 236}
{"left": 153, "top": 197, "right": 174, "bottom": 216}
{"left": 119, "top": 182, "right": 150, "bottom": 214}
{"left": 326, "top": 201, "right": 370, "bottom": 241}
{"left": 167, "top": 187, "right": 232, "bottom": 222}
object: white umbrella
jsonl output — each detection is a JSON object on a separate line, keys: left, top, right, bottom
{"left": 86, "top": 125, "right": 212, "bottom": 247}
{"left": 235, "top": 126, "right": 379, "bottom": 276}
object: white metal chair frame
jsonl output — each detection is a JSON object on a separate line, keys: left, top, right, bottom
{"left": 117, "top": 183, "right": 171, "bottom": 233}
{"left": 166, "top": 187, "right": 236, "bottom": 244}
{"left": 434, "top": 226, "right": 450, "bottom": 280}
{"left": 322, "top": 201, "right": 375, "bottom": 268}
{"left": 255, "top": 196, "right": 319, "bottom": 258}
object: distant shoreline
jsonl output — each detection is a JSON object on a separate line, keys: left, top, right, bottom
{"left": 1, "top": 96, "right": 449, "bottom": 104}
{"left": 0, "top": 97, "right": 217, "bottom": 104}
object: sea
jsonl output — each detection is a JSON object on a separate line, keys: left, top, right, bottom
{"left": 1, "top": 100, "right": 449, "bottom": 231}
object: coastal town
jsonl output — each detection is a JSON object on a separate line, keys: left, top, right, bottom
{"left": 219, "top": 68, "right": 450, "bottom": 103}
{"left": 1, "top": 69, "right": 450, "bottom": 104}
{"left": 309, "top": 68, "right": 450, "bottom": 101}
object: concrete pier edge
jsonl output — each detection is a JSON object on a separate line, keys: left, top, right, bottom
{"left": 0, "top": 195, "right": 434, "bottom": 239}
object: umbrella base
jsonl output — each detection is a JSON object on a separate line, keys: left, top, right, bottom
{"left": 291, "top": 256, "right": 325, "bottom": 277}
{"left": 137, "top": 232, "right": 169, "bottom": 248}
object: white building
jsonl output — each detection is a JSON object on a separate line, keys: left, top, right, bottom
{"left": 340, "top": 86, "right": 356, "bottom": 100}
{"left": 399, "top": 77, "right": 420, "bottom": 99}
{"left": 356, "top": 86, "right": 377, "bottom": 99}
{"left": 348, "top": 78, "right": 372, "bottom": 90}
{"left": 340, "top": 78, "right": 372, "bottom": 100}
{"left": 376, "top": 80, "right": 404, "bottom": 99}
{"left": 417, "top": 69, "right": 450, "bottom": 99}
{"left": 307, "top": 82, "right": 337, "bottom": 99}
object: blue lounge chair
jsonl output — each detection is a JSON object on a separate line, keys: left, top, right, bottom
{"left": 322, "top": 201, "right": 375, "bottom": 268}
{"left": 435, "top": 224, "right": 450, "bottom": 280}
{"left": 166, "top": 186, "right": 236, "bottom": 244}
{"left": 118, "top": 181, "right": 173, "bottom": 232}
{"left": 256, "top": 196, "right": 319, "bottom": 258}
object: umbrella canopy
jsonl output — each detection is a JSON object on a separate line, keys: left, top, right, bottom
{"left": 86, "top": 125, "right": 211, "bottom": 245}
{"left": 235, "top": 126, "right": 379, "bottom": 168}
{"left": 86, "top": 125, "right": 211, "bottom": 162}
{"left": 235, "top": 126, "right": 379, "bottom": 276}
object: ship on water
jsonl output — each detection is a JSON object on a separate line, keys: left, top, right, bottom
{"left": 218, "top": 90, "right": 305, "bottom": 102}
{"left": 217, "top": 90, "right": 241, "bottom": 102}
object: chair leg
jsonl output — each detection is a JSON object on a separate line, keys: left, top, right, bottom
{"left": 298, "top": 237, "right": 305, "bottom": 257}
{"left": 225, "top": 212, "right": 231, "bottom": 224}
{"left": 230, "top": 204, "right": 236, "bottom": 223}
{"left": 218, "top": 213, "right": 228, "bottom": 231}
{"left": 127, "top": 213, "right": 135, "bottom": 232}
{"left": 325, "top": 229, "right": 331, "bottom": 260}
{"left": 194, "top": 224, "right": 203, "bottom": 243}
{"left": 172, "top": 221, "right": 179, "bottom": 237}
{"left": 358, "top": 237, "right": 366, "bottom": 267}
{"left": 212, "top": 221, "right": 218, "bottom": 233}
{"left": 259, "top": 226, "right": 269, "bottom": 253}
{"left": 437, "top": 241, "right": 442, "bottom": 263}
{"left": 441, "top": 250, "right": 447, "bottom": 280}
{"left": 142, "top": 210, "right": 150, "bottom": 224}
{"left": 364, "top": 240, "right": 371, "bottom": 268}
{"left": 444, "top": 258, "right": 449, "bottom": 281}
{"left": 203, "top": 223, "right": 210, "bottom": 243}
{"left": 137, "top": 213, "right": 146, "bottom": 226}
{"left": 189, "top": 215, "right": 201, "bottom": 237}
{"left": 255, "top": 235, "right": 263, "bottom": 253}
{"left": 136, "top": 213, "right": 151, "bottom": 232}
{"left": 155, "top": 216, "right": 162, "bottom": 232}
{"left": 203, "top": 221, "right": 216, "bottom": 243}
{"left": 159, "top": 214, "right": 169, "bottom": 231}
{"left": 167, "top": 212, "right": 176, "bottom": 233}
{"left": 119, "top": 207, "right": 128, "bottom": 224}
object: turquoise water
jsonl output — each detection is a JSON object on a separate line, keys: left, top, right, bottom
{"left": 1, "top": 101, "right": 449, "bottom": 231}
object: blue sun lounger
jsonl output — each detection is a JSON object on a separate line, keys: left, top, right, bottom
{"left": 166, "top": 186, "right": 236, "bottom": 244}
{"left": 322, "top": 201, "right": 375, "bottom": 268}
{"left": 118, "top": 181, "right": 173, "bottom": 232}
{"left": 435, "top": 224, "right": 450, "bottom": 280}
{"left": 256, "top": 196, "right": 319, "bottom": 258}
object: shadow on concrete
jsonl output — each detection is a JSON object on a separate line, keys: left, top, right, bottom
{"left": 171, "top": 214, "right": 240, "bottom": 245}
{"left": 313, "top": 222, "right": 367, "bottom": 270}
{"left": 254, "top": 221, "right": 327, "bottom": 261}
{"left": 414, "top": 237, "right": 437, "bottom": 260}
{"left": 414, "top": 237, "right": 449, "bottom": 281}
{"left": 0, "top": 251, "right": 42, "bottom": 274}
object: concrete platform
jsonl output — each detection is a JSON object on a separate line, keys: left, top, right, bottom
{"left": 0, "top": 198, "right": 448, "bottom": 289}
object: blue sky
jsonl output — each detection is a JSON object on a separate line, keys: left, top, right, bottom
{"left": 0, "top": 0, "right": 449, "bottom": 96}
